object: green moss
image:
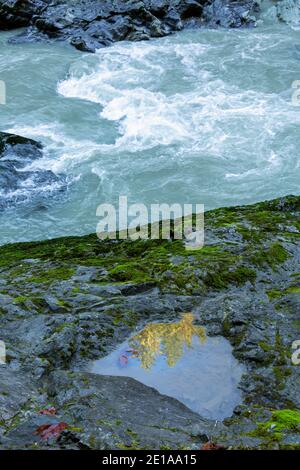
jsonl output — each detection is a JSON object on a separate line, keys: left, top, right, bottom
{"left": 246, "top": 210, "right": 287, "bottom": 233}
{"left": 68, "top": 426, "right": 84, "bottom": 433}
{"left": 226, "top": 266, "right": 257, "bottom": 284}
{"left": 109, "top": 263, "right": 152, "bottom": 283}
{"left": 273, "top": 366, "right": 292, "bottom": 390}
{"left": 291, "top": 273, "right": 300, "bottom": 278}
{"left": 53, "top": 322, "right": 76, "bottom": 334}
{"left": 116, "top": 429, "right": 141, "bottom": 450}
{"left": 268, "top": 242, "right": 289, "bottom": 264}
{"left": 56, "top": 299, "right": 72, "bottom": 309}
{"left": 250, "top": 409, "right": 300, "bottom": 442}
{"left": 266, "top": 289, "right": 282, "bottom": 300}
{"left": 258, "top": 341, "right": 273, "bottom": 352}
{"left": 110, "top": 309, "right": 138, "bottom": 328}
{"left": 275, "top": 330, "right": 287, "bottom": 365}
{"left": 27, "top": 267, "right": 75, "bottom": 284}
{"left": 267, "top": 284, "right": 300, "bottom": 301}
{"left": 13, "top": 295, "right": 28, "bottom": 304}
{"left": 205, "top": 265, "right": 256, "bottom": 289}
{"left": 88, "top": 433, "right": 96, "bottom": 448}
{"left": 71, "top": 287, "right": 81, "bottom": 294}
{"left": 0, "top": 234, "right": 102, "bottom": 268}
{"left": 280, "top": 444, "right": 300, "bottom": 450}
{"left": 252, "top": 242, "right": 289, "bottom": 270}
{"left": 0, "top": 196, "right": 298, "bottom": 301}
{"left": 126, "top": 429, "right": 139, "bottom": 439}
{"left": 285, "top": 286, "right": 300, "bottom": 294}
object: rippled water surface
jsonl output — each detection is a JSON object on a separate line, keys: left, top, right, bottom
{"left": 0, "top": 25, "right": 299, "bottom": 245}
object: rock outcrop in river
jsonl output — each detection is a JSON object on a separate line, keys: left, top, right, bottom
{"left": 0, "top": 132, "right": 65, "bottom": 210}
{"left": 0, "top": 195, "right": 299, "bottom": 449}
{"left": 0, "top": 0, "right": 257, "bottom": 52}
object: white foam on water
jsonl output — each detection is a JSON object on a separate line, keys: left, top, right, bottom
{"left": 57, "top": 31, "right": 300, "bottom": 169}
{"left": 0, "top": 177, "right": 66, "bottom": 210}
{"left": 0, "top": 24, "right": 299, "bottom": 243}
{"left": 9, "top": 27, "right": 300, "bottom": 181}
{"left": 6, "top": 123, "right": 104, "bottom": 174}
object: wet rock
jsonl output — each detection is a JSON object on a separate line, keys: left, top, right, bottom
{"left": 0, "top": 132, "right": 66, "bottom": 210}
{"left": 0, "top": 0, "right": 258, "bottom": 52}
{"left": 0, "top": 195, "right": 300, "bottom": 448}
{"left": 0, "top": 369, "right": 40, "bottom": 423}
{"left": 0, "top": 368, "right": 45, "bottom": 447}
{"left": 281, "top": 434, "right": 300, "bottom": 446}
{"left": 44, "top": 370, "right": 217, "bottom": 450}
{"left": 0, "top": 0, "right": 48, "bottom": 29}
{"left": 259, "top": 0, "right": 300, "bottom": 27}
{"left": 4, "top": 414, "right": 66, "bottom": 449}
{"left": 203, "top": 0, "right": 257, "bottom": 28}
{"left": 1, "top": 369, "right": 219, "bottom": 449}
{"left": 0, "top": 132, "right": 43, "bottom": 156}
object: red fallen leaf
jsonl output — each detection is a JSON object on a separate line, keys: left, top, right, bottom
{"left": 119, "top": 354, "right": 128, "bottom": 367}
{"left": 39, "top": 407, "right": 57, "bottom": 415}
{"left": 200, "top": 442, "right": 226, "bottom": 451}
{"left": 35, "top": 422, "right": 68, "bottom": 441}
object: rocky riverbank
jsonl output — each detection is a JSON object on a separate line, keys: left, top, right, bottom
{"left": 0, "top": 0, "right": 257, "bottom": 52}
{"left": 0, "top": 194, "right": 300, "bottom": 449}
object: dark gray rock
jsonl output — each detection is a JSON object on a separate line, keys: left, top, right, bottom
{"left": 0, "top": 132, "right": 66, "bottom": 210}
{"left": 1, "top": 369, "right": 221, "bottom": 449}
{"left": 0, "top": 369, "right": 41, "bottom": 424}
{"left": 203, "top": 0, "right": 256, "bottom": 28}
{"left": 45, "top": 371, "right": 217, "bottom": 450}
{"left": 0, "top": 0, "right": 258, "bottom": 52}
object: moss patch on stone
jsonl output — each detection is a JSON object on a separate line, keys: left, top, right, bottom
{"left": 249, "top": 409, "right": 300, "bottom": 442}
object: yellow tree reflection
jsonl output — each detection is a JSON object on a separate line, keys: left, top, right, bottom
{"left": 128, "top": 313, "right": 206, "bottom": 370}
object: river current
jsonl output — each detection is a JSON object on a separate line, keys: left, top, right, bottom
{"left": 0, "top": 23, "right": 299, "bottom": 245}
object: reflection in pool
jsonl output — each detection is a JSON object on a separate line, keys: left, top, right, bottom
{"left": 91, "top": 314, "right": 245, "bottom": 420}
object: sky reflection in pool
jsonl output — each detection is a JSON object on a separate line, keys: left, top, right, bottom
{"left": 91, "top": 314, "right": 245, "bottom": 420}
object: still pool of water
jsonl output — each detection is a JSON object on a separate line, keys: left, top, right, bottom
{"left": 91, "top": 314, "right": 245, "bottom": 420}
{"left": 0, "top": 24, "right": 300, "bottom": 245}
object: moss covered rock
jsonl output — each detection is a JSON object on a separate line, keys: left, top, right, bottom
{"left": 0, "top": 195, "right": 299, "bottom": 449}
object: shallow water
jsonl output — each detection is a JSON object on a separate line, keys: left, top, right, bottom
{"left": 91, "top": 315, "right": 245, "bottom": 420}
{"left": 0, "top": 24, "right": 299, "bottom": 245}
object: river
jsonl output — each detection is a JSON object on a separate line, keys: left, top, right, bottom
{"left": 0, "top": 23, "right": 299, "bottom": 245}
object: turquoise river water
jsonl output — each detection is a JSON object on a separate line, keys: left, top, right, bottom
{"left": 0, "top": 24, "right": 299, "bottom": 245}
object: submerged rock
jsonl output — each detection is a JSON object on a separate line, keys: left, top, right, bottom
{"left": 0, "top": 0, "right": 258, "bottom": 52}
{"left": 258, "top": 0, "right": 300, "bottom": 27}
{"left": 0, "top": 195, "right": 300, "bottom": 449}
{"left": 0, "top": 132, "right": 66, "bottom": 210}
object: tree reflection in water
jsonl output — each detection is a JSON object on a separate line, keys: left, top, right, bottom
{"left": 128, "top": 313, "right": 206, "bottom": 370}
